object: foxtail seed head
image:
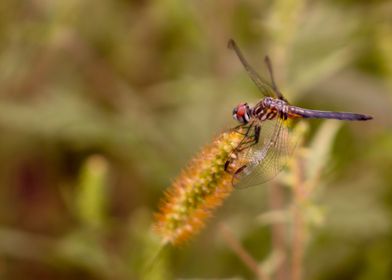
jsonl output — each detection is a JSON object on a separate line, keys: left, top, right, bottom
{"left": 154, "top": 129, "right": 244, "bottom": 245}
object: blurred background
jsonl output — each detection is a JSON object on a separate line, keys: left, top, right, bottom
{"left": 0, "top": 0, "right": 391, "bottom": 279}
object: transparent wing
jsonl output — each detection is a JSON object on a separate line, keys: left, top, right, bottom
{"left": 228, "top": 39, "right": 277, "bottom": 98}
{"left": 231, "top": 117, "right": 296, "bottom": 189}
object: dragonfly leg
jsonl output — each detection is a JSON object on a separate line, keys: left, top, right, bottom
{"left": 232, "top": 124, "right": 253, "bottom": 135}
{"left": 254, "top": 125, "right": 260, "bottom": 144}
{"left": 225, "top": 125, "right": 259, "bottom": 173}
{"left": 236, "top": 140, "right": 255, "bottom": 152}
{"left": 234, "top": 164, "right": 247, "bottom": 175}
{"left": 229, "top": 163, "right": 250, "bottom": 186}
{"left": 224, "top": 157, "right": 233, "bottom": 172}
{"left": 235, "top": 125, "right": 260, "bottom": 152}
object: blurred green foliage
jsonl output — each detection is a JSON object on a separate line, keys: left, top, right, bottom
{"left": 0, "top": 0, "right": 391, "bottom": 279}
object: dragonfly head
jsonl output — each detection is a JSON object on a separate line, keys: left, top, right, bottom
{"left": 233, "top": 103, "right": 252, "bottom": 124}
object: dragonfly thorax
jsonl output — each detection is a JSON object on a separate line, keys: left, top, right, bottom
{"left": 253, "top": 97, "right": 289, "bottom": 121}
{"left": 262, "top": 97, "right": 287, "bottom": 110}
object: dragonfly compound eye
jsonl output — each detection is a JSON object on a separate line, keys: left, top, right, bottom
{"left": 233, "top": 103, "right": 250, "bottom": 124}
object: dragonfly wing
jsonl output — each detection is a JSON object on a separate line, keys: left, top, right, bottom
{"left": 232, "top": 117, "right": 296, "bottom": 189}
{"left": 228, "top": 39, "right": 278, "bottom": 98}
{"left": 243, "top": 68, "right": 277, "bottom": 98}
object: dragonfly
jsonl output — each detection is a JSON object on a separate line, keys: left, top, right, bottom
{"left": 224, "top": 39, "right": 373, "bottom": 189}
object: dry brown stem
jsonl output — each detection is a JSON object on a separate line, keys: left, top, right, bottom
{"left": 219, "top": 223, "right": 269, "bottom": 280}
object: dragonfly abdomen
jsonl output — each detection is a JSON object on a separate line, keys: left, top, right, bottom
{"left": 289, "top": 107, "right": 373, "bottom": 121}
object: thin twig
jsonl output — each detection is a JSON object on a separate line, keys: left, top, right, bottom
{"left": 219, "top": 223, "right": 269, "bottom": 280}
{"left": 291, "top": 153, "right": 306, "bottom": 280}
{"left": 268, "top": 182, "right": 288, "bottom": 280}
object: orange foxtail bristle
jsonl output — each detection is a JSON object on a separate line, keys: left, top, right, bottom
{"left": 154, "top": 129, "right": 244, "bottom": 245}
